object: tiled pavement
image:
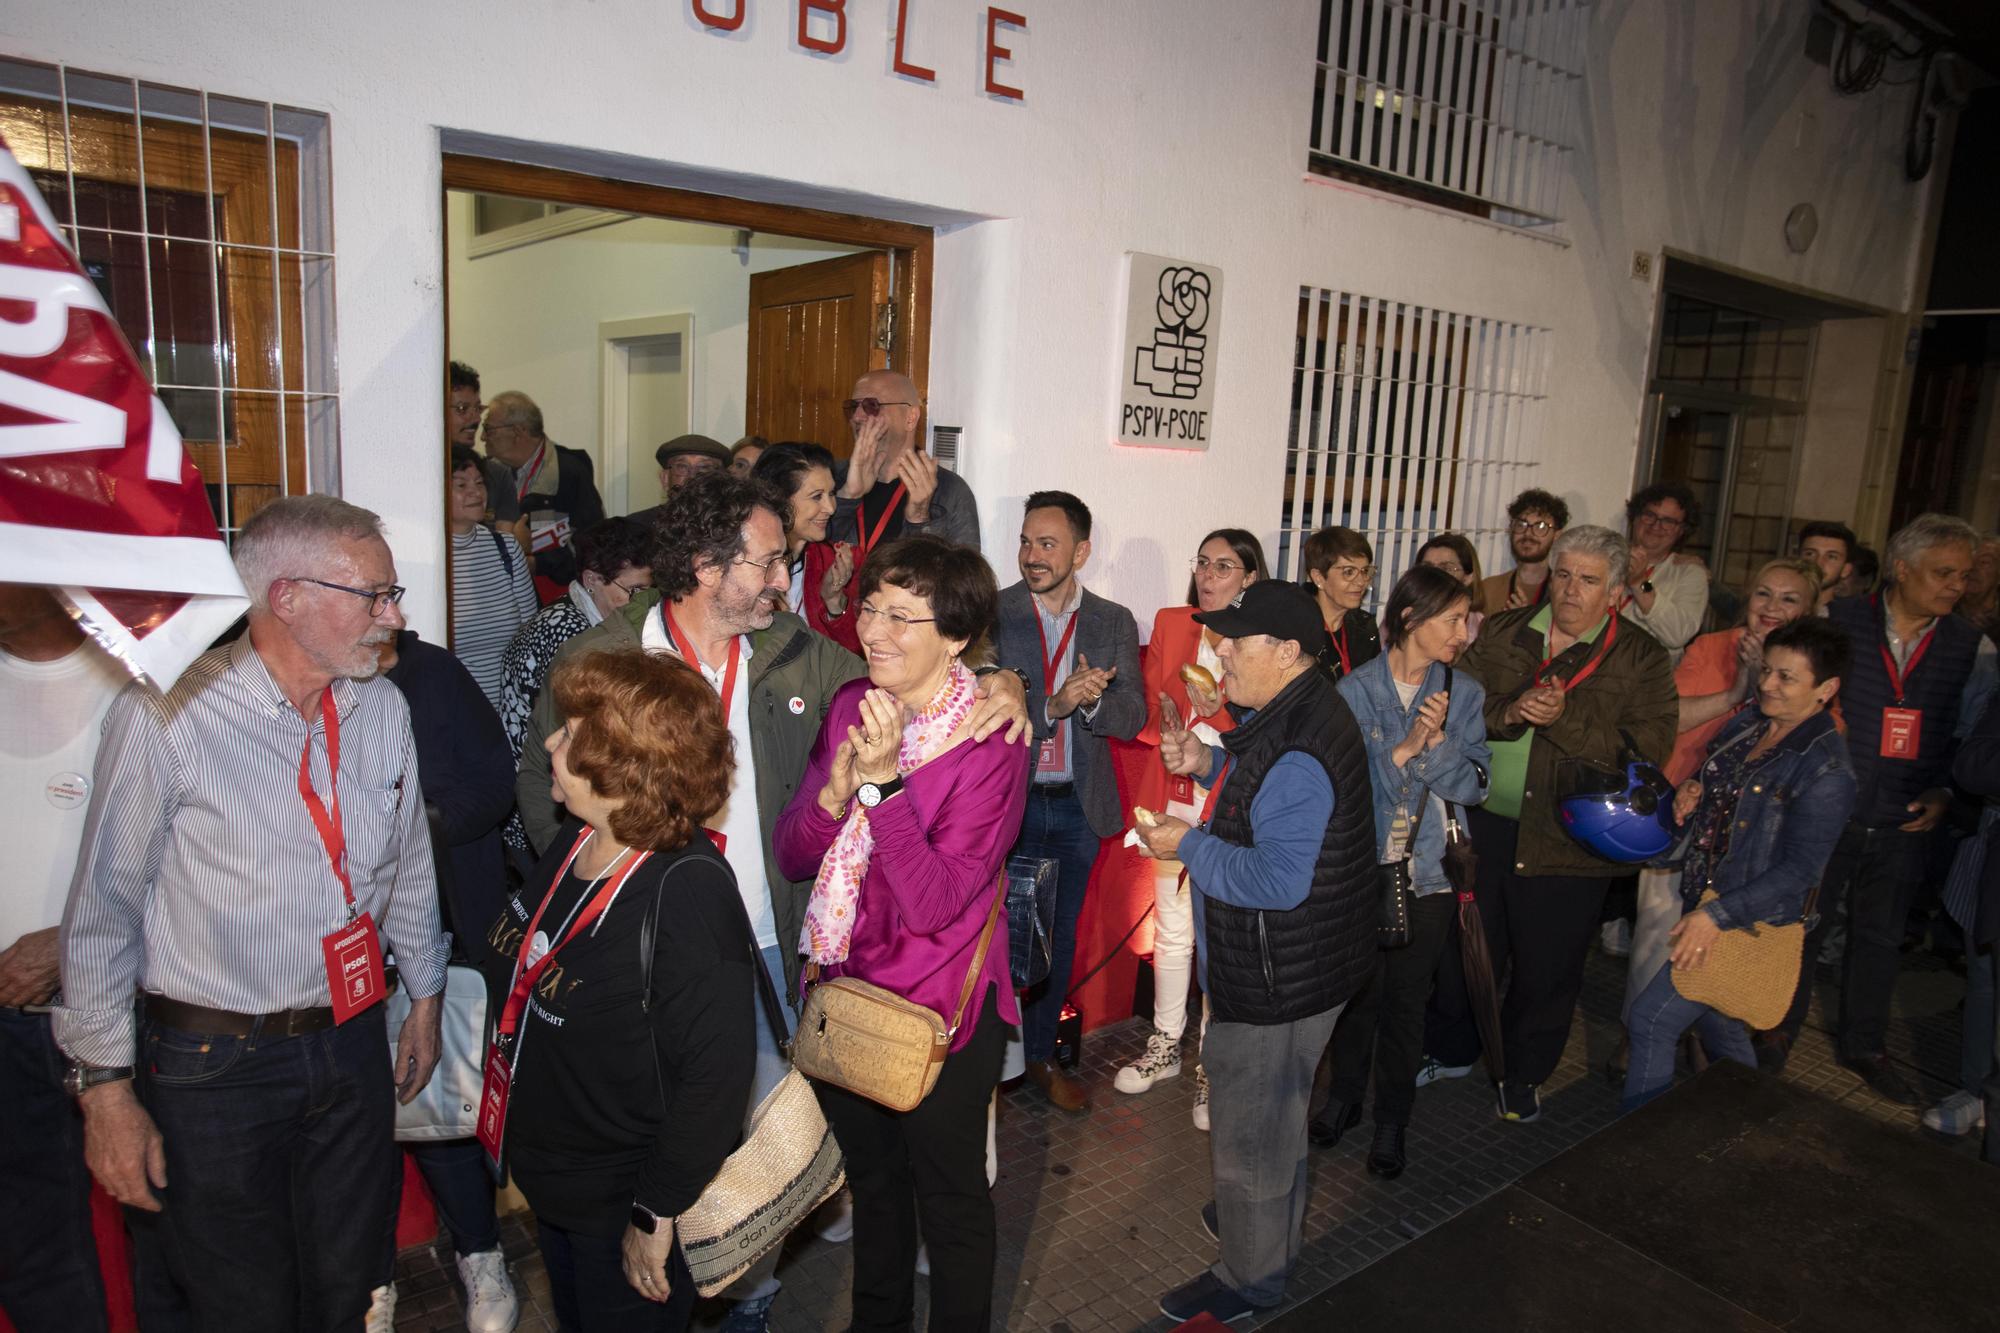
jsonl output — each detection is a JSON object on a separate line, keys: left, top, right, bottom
{"left": 394, "top": 943, "right": 1982, "bottom": 1332}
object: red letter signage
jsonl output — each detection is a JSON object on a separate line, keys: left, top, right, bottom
{"left": 798, "top": 0, "right": 847, "bottom": 54}
{"left": 692, "top": 0, "right": 746, "bottom": 31}
{"left": 893, "top": 0, "right": 936, "bottom": 82}
{"left": 985, "top": 8, "right": 1026, "bottom": 100}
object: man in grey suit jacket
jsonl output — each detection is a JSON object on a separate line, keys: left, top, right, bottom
{"left": 997, "top": 492, "right": 1145, "bottom": 1112}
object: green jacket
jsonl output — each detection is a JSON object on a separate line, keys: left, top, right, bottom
{"left": 514, "top": 589, "right": 865, "bottom": 991}
{"left": 1459, "top": 606, "right": 1678, "bottom": 878}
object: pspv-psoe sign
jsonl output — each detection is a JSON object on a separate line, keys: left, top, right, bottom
{"left": 1115, "top": 253, "right": 1221, "bottom": 450}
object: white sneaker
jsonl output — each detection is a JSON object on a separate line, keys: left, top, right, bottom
{"left": 1922, "top": 1089, "right": 1987, "bottom": 1137}
{"left": 1191, "top": 1065, "right": 1210, "bottom": 1132}
{"left": 1414, "top": 1055, "right": 1475, "bottom": 1088}
{"left": 365, "top": 1284, "right": 397, "bottom": 1333}
{"left": 1114, "top": 1029, "right": 1184, "bottom": 1094}
{"left": 457, "top": 1248, "right": 519, "bottom": 1333}
{"left": 815, "top": 1188, "right": 855, "bottom": 1243}
{"left": 1600, "top": 919, "right": 1632, "bottom": 958}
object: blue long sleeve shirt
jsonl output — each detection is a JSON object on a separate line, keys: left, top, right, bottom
{"left": 1178, "top": 746, "right": 1336, "bottom": 990}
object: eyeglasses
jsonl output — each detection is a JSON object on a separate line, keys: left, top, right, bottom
{"left": 665, "top": 458, "right": 721, "bottom": 477}
{"left": 843, "top": 397, "right": 914, "bottom": 419}
{"left": 1425, "top": 561, "right": 1468, "bottom": 578}
{"left": 290, "top": 578, "right": 406, "bottom": 617}
{"left": 732, "top": 551, "right": 791, "bottom": 574}
{"left": 1189, "top": 556, "right": 1245, "bottom": 576}
{"left": 1635, "top": 509, "right": 1686, "bottom": 531}
{"left": 856, "top": 602, "right": 937, "bottom": 632}
{"left": 611, "top": 575, "right": 651, "bottom": 596}
{"left": 1330, "top": 563, "right": 1375, "bottom": 583}
{"left": 479, "top": 423, "right": 518, "bottom": 441}
{"left": 1509, "top": 518, "right": 1556, "bottom": 535}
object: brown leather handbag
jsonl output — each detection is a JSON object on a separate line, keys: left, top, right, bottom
{"left": 791, "top": 877, "right": 1004, "bottom": 1113}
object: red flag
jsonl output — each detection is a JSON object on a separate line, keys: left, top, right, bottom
{"left": 0, "top": 134, "right": 247, "bottom": 690}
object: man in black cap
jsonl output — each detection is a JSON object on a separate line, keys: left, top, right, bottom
{"left": 630, "top": 434, "right": 732, "bottom": 529}
{"left": 1133, "top": 580, "right": 1376, "bottom": 1325}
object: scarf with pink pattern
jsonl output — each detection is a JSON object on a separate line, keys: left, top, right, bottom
{"left": 801, "top": 661, "right": 977, "bottom": 964}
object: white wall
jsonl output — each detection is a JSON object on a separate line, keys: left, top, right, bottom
{"left": 444, "top": 195, "right": 859, "bottom": 474}
{"left": 11, "top": 0, "right": 1944, "bottom": 639}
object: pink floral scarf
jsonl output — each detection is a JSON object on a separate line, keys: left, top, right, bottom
{"left": 801, "top": 661, "right": 977, "bottom": 964}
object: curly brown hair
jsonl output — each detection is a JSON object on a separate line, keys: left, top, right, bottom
{"left": 551, "top": 649, "right": 734, "bottom": 851}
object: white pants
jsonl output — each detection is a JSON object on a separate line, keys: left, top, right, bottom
{"left": 1623, "top": 868, "right": 1684, "bottom": 1025}
{"left": 1150, "top": 856, "right": 1198, "bottom": 1041}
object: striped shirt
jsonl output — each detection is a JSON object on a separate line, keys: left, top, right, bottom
{"left": 54, "top": 635, "right": 447, "bottom": 1067}
{"left": 451, "top": 526, "right": 539, "bottom": 710}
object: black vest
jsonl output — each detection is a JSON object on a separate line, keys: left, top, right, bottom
{"left": 1201, "top": 667, "right": 1377, "bottom": 1024}
{"left": 1828, "top": 596, "right": 1983, "bottom": 826}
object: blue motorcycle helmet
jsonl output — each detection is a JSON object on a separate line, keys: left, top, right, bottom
{"left": 1553, "top": 732, "right": 1675, "bottom": 863}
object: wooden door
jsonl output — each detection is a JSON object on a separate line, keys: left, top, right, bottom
{"left": 746, "top": 250, "right": 889, "bottom": 457}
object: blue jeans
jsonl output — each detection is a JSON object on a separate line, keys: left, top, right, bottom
{"left": 1015, "top": 786, "right": 1100, "bottom": 1062}
{"left": 1622, "top": 963, "right": 1757, "bottom": 1111}
{"left": 537, "top": 1218, "right": 694, "bottom": 1332}
{"left": 139, "top": 1006, "right": 399, "bottom": 1333}
{"left": 0, "top": 1007, "right": 108, "bottom": 1333}
{"left": 408, "top": 1138, "right": 501, "bottom": 1256}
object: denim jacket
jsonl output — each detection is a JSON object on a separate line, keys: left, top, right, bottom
{"left": 1337, "top": 656, "right": 1491, "bottom": 894}
{"left": 1678, "top": 707, "right": 1856, "bottom": 931}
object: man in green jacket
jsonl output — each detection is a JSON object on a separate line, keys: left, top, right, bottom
{"left": 1426, "top": 523, "right": 1677, "bottom": 1125}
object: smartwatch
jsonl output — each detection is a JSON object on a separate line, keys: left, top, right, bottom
{"left": 630, "top": 1203, "right": 665, "bottom": 1234}
{"left": 64, "top": 1062, "right": 135, "bottom": 1097}
{"left": 857, "top": 775, "right": 905, "bottom": 808}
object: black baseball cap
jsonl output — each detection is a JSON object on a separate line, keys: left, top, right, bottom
{"left": 1193, "top": 581, "right": 1331, "bottom": 658}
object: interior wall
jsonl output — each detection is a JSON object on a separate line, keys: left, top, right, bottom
{"left": 8, "top": 0, "right": 1947, "bottom": 640}
{"left": 445, "top": 194, "right": 860, "bottom": 479}
{"left": 1796, "top": 315, "right": 1890, "bottom": 539}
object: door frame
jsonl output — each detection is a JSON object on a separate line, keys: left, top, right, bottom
{"left": 599, "top": 313, "right": 696, "bottom": 516}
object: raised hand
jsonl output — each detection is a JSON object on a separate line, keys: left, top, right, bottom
{"left": 1050, "top": 652, "right": 1118, "bottom": 719}
{"left": 820, "top": 541, "right": 855, "bottom": 615}
{"left": 840, "top": 415, "right": 890, "bottom": 498}
{"left": 895, "top": 448, "right": 940, "bottom": 525}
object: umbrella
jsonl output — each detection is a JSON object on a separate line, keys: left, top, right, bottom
{"left": 1442, "top": 807, "right": 1504, "bottom": 1082}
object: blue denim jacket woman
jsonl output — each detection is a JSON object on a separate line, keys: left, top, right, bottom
{"left": 1337, "top": 656, "right": 1492, "bottom": 888}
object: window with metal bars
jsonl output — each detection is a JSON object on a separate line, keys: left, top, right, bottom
{"left": 1308, "top": 0, "right": 1583, "bottom": 229}
{"left": 1281, "top": 286, "right": 1552, "bottom": 604}
{"left": 0, "top": 56, "right": 338, "bottom": 541}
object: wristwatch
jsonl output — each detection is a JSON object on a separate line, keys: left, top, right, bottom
{"left": 630, "top": 1203, "right": 665, "bottom": 1234}
{"left": 64, "top": 1062, "right": 135, "bottom": 1097}
{"left": 857, "top": 775, "right": 905, "bottom": 808}
{"left": 973, "top": 663, "right": 1033, "bottom": 694}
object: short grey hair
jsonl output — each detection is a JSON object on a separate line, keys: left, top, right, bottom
{"left": 1549, "top": 524, "right": 1629, "bottom": 589}
{"left": 234, "top": 495, "right": 386, "bottom": 611}
{"left": 486, "top": 390, "right": 544, "bottom": 439}
{"left": 1884, "top": 512, "right": 1979, "bottom": 580}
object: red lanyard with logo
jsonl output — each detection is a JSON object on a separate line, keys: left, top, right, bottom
{"left": 478, "top": 830, "right": 651, "bottom": 1168}
{"left": 1034, "top": 601, "right": 1081, "bottom": 776}
{"left": 660, "top": 605, "right": 740, "bottom": 853}
{"left": 1174, "top": 758, "right": 1234, "bottom": 893}
{"left": 1327, "top": 619, "right": 1353, "bottom": 677}
{"left": 1533, "top": 614, "right": 1619, "bottom": 692}
{"left": 1875, "top": 596, "right": 1935, "bottom": 760}
{"left": 513, "top": 442, "right": 548, "bottom": 504}
{"left": 300, "top": 691, "right": 388, "bottom": 1024}
{"left": 856, "top": 481, "right": 908, "bottom": 564}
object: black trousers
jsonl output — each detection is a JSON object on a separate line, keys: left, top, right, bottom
{"left": 1425, "top": 805, "right": 1612, "bottom": 1087}
{"left": 813, "top": 990, "right": 1006, "bottom": 1333}
{"left": 536, "top": 1219, "right": 694, "bottom": 1332}
{"left": 1323, "top": 892, "right": 1455, "bottom": 1126}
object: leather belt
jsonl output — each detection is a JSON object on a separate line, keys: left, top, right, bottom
{"left": 1031, "top": 781, "right": 1076, "bottom": 799}
{"left": 144, "top": 994, "right": 338, "bottom": 1039}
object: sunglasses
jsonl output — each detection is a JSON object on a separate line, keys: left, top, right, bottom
{"left": 844, "top": 397, "right": 914, "bottom": 418}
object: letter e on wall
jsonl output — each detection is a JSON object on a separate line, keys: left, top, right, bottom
{"left": 986, "top": 8, "right": 1026, "bottom": 100}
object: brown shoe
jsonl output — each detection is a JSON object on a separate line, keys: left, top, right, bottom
{"left": 1024, "top": 1059, "right": 1092, "bottom": 1112}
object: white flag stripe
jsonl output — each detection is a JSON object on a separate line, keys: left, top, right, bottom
{"left": 1, "top": 521, "right": 249, "bottom": 596}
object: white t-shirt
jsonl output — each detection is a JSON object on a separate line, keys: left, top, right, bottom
{"left": 0, "top": 641, "right": 130, "bottom": 948}
{"left": 642, "top": 608, "right": 778, "bottom": 947}
{"left": 1390, "top": 672, "right": 1448, "bottom": 851}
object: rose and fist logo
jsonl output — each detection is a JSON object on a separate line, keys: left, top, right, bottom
{"left": 1133, "top": 267, "right": 1211, "bottom": 400}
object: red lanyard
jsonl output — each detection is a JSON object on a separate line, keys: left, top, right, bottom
{"left": 513, "top": 442, "right": 548, "bottom": 504}
{"left": 1327, "top": 619, "right": 1352, "bottom": 676}
{"left": 662, "top": 605, "right": 743, "bottom": 720}
{"left": 1198, "top": 759, "right": 1232, "bottom": 823}
{"left": 497, "top": 830, "right": 651, "bottom": 1040}
{"left": 1034, "top": 599, "right": 1081, "bottom": 695}
{"left": 1877, "top": 612, "right": 1936, "bottom": 706}
{"left": 298, "top": 691, "right": 355, "bottom": 916}
{"left": 856, "top": 481, "right": 908, "bottom": 563}
{"left": 1535, "top": 614, "right": 1619, "bottom": 691}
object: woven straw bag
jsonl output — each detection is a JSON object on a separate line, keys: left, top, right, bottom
{"left": 1672, "top": 890, "right": 1802, "bottom": 1030}
{"left": 792, "top": 876, "right": 1003, "bottom": 1113}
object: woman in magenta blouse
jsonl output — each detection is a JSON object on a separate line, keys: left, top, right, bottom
{"left": 774, "top": 534, "right": 1028, "bottom": 1332}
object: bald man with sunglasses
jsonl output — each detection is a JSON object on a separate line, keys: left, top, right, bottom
{"left": 831, "top": 370, "right": 982, "bottom": 552}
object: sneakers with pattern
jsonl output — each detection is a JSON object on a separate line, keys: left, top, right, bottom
{"left": 364, "top": 1284, "right": 396, "bottom": 1333}
{"left": 1191, "top": 1064, "right": 1211, "bottom": 1132}
{"left": 1415, "top": 1055, "right": 1475, "bottom": 1087}
{"left": 457, "top": 1248, "right": 519, "bottom": 1333}
{"left": 1114, "top": 1029, "right": 1183, "bottom": 1094}
{"left": 1922, "top": 1089, "right": 1987, "bottom": 1137}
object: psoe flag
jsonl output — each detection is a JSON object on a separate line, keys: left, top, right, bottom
{"left": 0, "top": 134, "right": 247, "bottom": 691}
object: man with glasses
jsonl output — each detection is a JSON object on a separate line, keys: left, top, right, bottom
{"left": 448, "top": 360, "right": 520, "bottom": 529}
{"left": 1620, "top": 482, "right": 1709, "bottom": 665}
{"left": 480, "top": 390, "right": 605, "bottom": 587}
{"left": 514, "top": 472, "right": 1026, "bottom": 1329}
{"left": 1478, "top": 488, "right": 1569, "bottom": 614}
{"left": 56, "top": 496, "right": 448, "bottom": 1331}
{"left": 831, "top": 369, "right": 981, "bottom": 553}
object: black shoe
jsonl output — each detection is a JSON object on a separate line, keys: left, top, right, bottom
{"left": 1496, "top": 1081, "right": 1541, "bottom": 1123}
{"left": 1840, "top": 1053, "right": 1921, "bottom": 1106}
{"left": 1752, "top": 1031, "right": 1792, "bottom": 1076}
{"left": 1199, "top": 1200, "right": 1219, "bottom": 1243}
{"left": 1365, "top": 1122, "right": 1407, "bottom": 1179}
{"left": 1158, "top": 1271, "right": 1254, "bottom": 1324}
{"left": 1307, "top": 1100, "right": 1363, "bottom": 1148}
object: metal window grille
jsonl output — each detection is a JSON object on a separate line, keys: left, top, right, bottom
{"left": 0, "top": 56, "right": 338, "bottom": 541}
{"left": 1281, "top": 286, "right": 1552, "bottom": 602}
{"left": 1309, "top": 0, "right": 1585, "bottom": 228}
